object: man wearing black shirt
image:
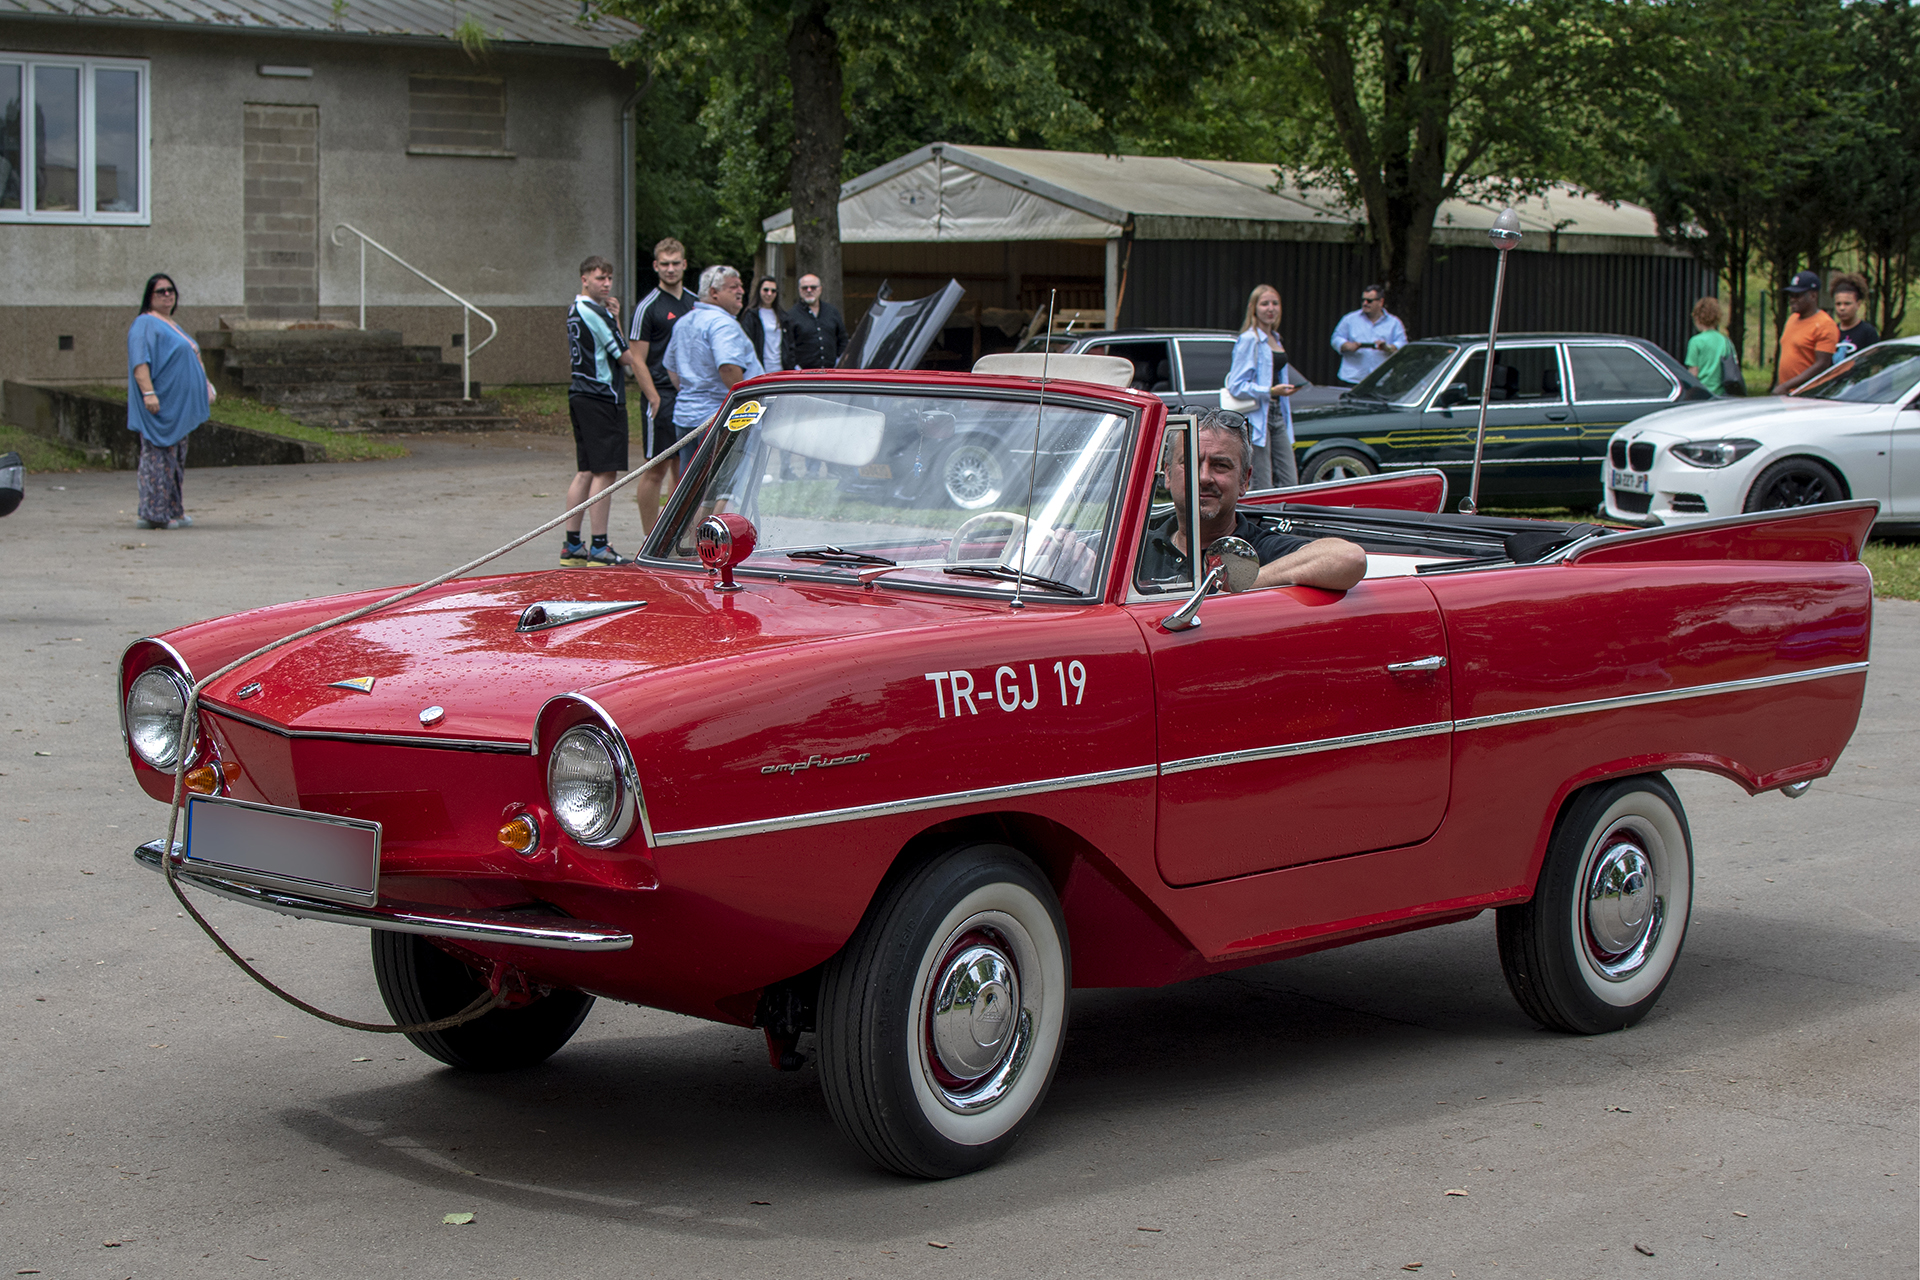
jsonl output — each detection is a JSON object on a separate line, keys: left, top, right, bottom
{"left": 1138, "top": 410, "right": 1366, "bottom": 592}
{"left": 1831, "top": 273, "right": 1881, "bottom": 365}
{"left": 628, "top": 237, "right": 698, "bottom": 533}
{"left": 787, "top": 273, "right": 850, "bottom": 368}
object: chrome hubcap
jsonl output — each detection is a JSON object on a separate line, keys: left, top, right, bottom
{"left": 1584, "top": 834, "right": 1662, "bottom": 980}
{"left": 945, "top": 447, "right": 1001, "bottom": 507}
{"left": 930, "top": 941, "right": 1020, "bottom": 1081}
{"left": 920, "top": 919, "right": 1036, "bottom": 1114}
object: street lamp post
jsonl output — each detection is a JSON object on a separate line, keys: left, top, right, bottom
{"left": 1460, "top": 207, "right": 1524, "bottom": 515}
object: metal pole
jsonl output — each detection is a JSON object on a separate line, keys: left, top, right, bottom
{"left": 358, "top": 237, "right": 366, "bottom": 332}
{"left": 462, "top": 310, "right": 471, "bottom": 401}
{"left": 1461, "top": 207, "right": 1523, "bottom": 515}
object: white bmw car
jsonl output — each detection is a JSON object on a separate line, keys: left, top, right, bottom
{"left": 1603, "top": 337, "right": 1920, "bottom": 534}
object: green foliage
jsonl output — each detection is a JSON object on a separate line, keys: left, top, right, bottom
{"left": 84, "top": 385, "right": 408, "bottom": 461}
{"left": 0, "top": 423, "right": 110, "bottom": 472}
{"left": 1862, "top": 539, "right": 1920, "bottom": 600}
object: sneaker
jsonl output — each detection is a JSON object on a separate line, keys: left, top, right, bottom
{"left": 165, "top": 515, "right": 194, "bottom": 529}
{"left": 135, "top": 518, "right": 162, "bottom": 530}
{"left": 581, "top": 543, "right": 629, "bottom": 567}
{"left": 560, "top": 538, "right": 590, "bottom": 566}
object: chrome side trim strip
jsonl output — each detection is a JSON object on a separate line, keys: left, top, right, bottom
{"left": 1454, "top": 661, "right": 1870, "bottom": 733}
{"left": 134, "top": 841, "right": 632, "bottom": 952}
{"left": 652, "top": 763, "right": 1159, "bottom": 846}
{"left": 1160, "top": 720, "right": 1455, "bottom": 777}
{"left": 205, "top": 705, "right": 531, "bottom": 754}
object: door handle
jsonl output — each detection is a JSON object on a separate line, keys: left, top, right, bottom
{"left": 1386, "top": 655, "right": 1447, "bottom": 673}
{"left": 1545, "top": 411, "right": 1569, "bottom": 421}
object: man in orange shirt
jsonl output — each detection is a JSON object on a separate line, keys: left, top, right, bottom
{"left": 1772, "top": 270, "right": 1839, "bottom": 395}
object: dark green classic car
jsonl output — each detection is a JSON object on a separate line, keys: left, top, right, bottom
{"left": 1289, "top": 334, "right": 1709, "bottom": 506}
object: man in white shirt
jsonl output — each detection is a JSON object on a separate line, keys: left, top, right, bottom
{"left": 1330, "top": 286, "right": 1408, "bottom": 385}
{"left": 663, "top": 265, "right": 764, "bottom": 469}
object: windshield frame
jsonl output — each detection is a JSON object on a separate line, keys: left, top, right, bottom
{"left": 638, "top": 375, "right": 1146, "bottom": 604}
{"left": 1797, "top": 342, "right": 1920, "bottom": 405}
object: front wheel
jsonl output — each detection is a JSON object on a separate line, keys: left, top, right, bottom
{"left": 1300, "top": 447, "right": 1378, "bottom": 485}
{"left": 816, "top": 844, "right": 1069, "bottom": 1178}
{"left": 1743, "top": 456, "right": 1845, "bottom": 512}
{"left": 371, "top": 930, "right": 593, "bottom": 1071}
{"left": 1496, "top": 775, "right": 1693, "bottom": 1034}
{"left": 935, "top": 437, "right": 1008, "bottom": 510}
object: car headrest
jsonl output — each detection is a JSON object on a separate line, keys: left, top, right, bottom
{"left": 973, "top": 353, "right": 1135, "bottom": 387}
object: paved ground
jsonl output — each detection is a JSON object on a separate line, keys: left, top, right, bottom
{"left": 4, "top": 438, "right": 1916, "bottom": 1279}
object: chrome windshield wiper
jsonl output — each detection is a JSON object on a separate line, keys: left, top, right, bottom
{"left": 943, "top": 564, "right": 1082, "bottom": 595}
{"left": 787, "top": 545, "right": 898, "bottom": 568}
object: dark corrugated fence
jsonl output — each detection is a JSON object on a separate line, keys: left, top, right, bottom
{"left": 1118, "top": 240, "right": 1713, "bottom": 387}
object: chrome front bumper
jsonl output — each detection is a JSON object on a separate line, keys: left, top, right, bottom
{"left": 135, "top": 841, "right": 634, "bottom": 952}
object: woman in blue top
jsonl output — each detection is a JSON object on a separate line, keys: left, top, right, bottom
{"left": 127, "top": 273, "right": 214, "bottom": 529}
{"left": 1224, "top": 284, "right": 1299, "bottom": 490}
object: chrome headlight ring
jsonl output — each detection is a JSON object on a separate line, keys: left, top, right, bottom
{"left": 125, "top": 665, "right": 201, "bottom": 771}
{"left": 545, "top": 723, "right": 640, "bottom": 848}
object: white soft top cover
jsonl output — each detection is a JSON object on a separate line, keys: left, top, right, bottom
{"left": 971, "top": 353, "right": 1135, "bottom": 386}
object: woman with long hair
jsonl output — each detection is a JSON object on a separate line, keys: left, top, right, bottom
{"left": 741, "top": 275, "right": 793, "bottom": 371}
{"left": 1224, "top": 284, "right": 1299, "bottom": 489}
{"left": 127, "top": 273, "right": 216, "bottom": 529}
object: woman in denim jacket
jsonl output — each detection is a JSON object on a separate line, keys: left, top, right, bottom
{"left": 1225, "top": 284, "right": 1299, "bottom": 489}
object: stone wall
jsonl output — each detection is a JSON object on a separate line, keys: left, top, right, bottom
{"left": 1, "top": 382, "right": 322, "bottom": 467}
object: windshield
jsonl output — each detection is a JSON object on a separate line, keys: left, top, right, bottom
{"left": 652, "top": 389, "right": 1135, "bottom": 597}
{"left": 1801, "top": 344, "right": 1920, "bottom": 404}
{"left": 1350, "top": 341, "right": 1460, "bottom": 405}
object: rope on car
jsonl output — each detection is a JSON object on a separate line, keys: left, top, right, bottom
{"left": 155, "top": 435, "right": 692, "bottom": 1034}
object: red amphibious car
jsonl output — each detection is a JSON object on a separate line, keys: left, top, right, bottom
{"left": 121, "top": 355, "right": 1874, "bottom": 1177}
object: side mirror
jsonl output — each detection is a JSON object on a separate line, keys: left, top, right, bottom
{"left": 1437, "top": 382, "right": 1470, "bottom": 408}
{"left": 1160, "top": 536, "right": 1260, "bottom": 632}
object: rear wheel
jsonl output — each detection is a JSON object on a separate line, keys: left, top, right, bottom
{"left": 371, "top": 930, "right": 593, "bottom": 1071}
{"left": 1301, "top": 447, "right": 1377, "bottom": 485}
{"left": 1496, "top": 775, "right": 1693, "bottom": 1034}
{"left": 816, "top": 844, "right": 1069, "bottom": 1178}
{"left": 1742, "top": 457, "right": 1845, "bottom": 512}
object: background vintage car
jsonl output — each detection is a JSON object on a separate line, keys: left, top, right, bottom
{"left": 1603, "top": 337, "right": 1920, "bottom": 533}
{"left": 121, "top": 363, "right": 1873, "bottom": 1179}
{"left": 1291, "top": 334, "right": 1709, "bottom": 503}
{"left": 1017, "top": 328, "right": 1244, "bottom": 404}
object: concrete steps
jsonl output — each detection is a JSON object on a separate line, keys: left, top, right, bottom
{"left": 201, "top": 328, "right": 516, "bottom": 433}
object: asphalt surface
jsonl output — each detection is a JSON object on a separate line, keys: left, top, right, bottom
{"left": 4, "top": 435, "right": 1916, "bottom": 1279}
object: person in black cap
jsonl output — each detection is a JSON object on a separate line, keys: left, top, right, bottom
{"left": 1772, "top": 269, "right": 1839, "bottom": 395}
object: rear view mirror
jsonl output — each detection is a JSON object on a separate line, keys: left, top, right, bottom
{"left": 1204, "top": 536, "right": 1259, "bottom": 594}
{"left": 758, "top": 395, "right": 886, "bottom": 466}
{"left": 1437, "top": 383, "right": 1470, "bottom": 408}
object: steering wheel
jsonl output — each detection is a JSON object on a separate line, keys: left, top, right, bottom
{"left": 947, "top": 510, "right": 1031, "bottom": 565}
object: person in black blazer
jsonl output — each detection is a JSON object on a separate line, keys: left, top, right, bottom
{"left": 741, "top": 277, "right": 794, "bottom": 371}
{"left": 787, "top": 273, "right": 849, "bottom": 368}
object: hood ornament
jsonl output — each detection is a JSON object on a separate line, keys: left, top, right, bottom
{"left": 329, "top": 676, "right": 377, "bottom": 693}
{"left": 235, "top": 681, "right": 262, "bottom": 700}
{"left": 517, "top": 599, "right": 649, "bottom": 632}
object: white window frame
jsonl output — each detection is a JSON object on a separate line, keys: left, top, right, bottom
{"left": 0, "top": 53, "right": 151, "bottom": 225}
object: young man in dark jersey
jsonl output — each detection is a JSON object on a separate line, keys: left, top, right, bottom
{"left": 563, "top": 255, "right": 642, "bottom": 566}
{"left": 628, "top": 237, "right": 697, "bottom": 535}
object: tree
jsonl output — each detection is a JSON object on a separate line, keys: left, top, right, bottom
{"left": 612, "top": 0, "right": 1240, "bottom": 309}
{"left": 1265, "top": 0, "right": 1659, "bottom": 322}
{"left": 1848, "top": 0, "right": 1920, "bottom": 337}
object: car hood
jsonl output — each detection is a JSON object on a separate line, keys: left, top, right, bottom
{"left": 196, "top": 566, "right": 1004, "bottom": 745}
{"left": 1620, "top": 396, "right": 1885, "bottom": 441}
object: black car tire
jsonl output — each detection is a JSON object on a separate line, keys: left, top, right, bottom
{"left": 1300, "top": 447, "right": 1378, "bottom": 485}
{"left": 1743, "top": 456, "right": 1846, "bottom": 512}
{"left": 816, "top": 843, "right": 1069, "bottom": 1178}
{"left": 1496, "top": 775, "right": 1693, "bottom": 1035}
{"left": 371, "top": 930, "right": 593, "bottom": 1072}
{"left": 935, "top": 436, "right": 1008, "bottom": 510}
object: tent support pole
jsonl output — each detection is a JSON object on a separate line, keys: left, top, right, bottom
{"left": 1104, "top": 238, "right": 1120, "bottom": 330}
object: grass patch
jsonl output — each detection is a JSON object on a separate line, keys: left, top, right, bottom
{"left": 495, "top": 384, "right": 570, "bottom": 419}
{"left": 0, "top": 423, "right": 112, "bottom": 472}
{"left": 1862, "top": 539, "right": 1920, "bottom": 600}
{"left": 84, "top": 385, "right": 406, "bottom": 461}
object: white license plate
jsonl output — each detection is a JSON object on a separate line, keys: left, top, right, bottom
{"left": 184, "top": 795, "right": 380, "bottom": 907}
{"left": 1609, "top": 468, "right": 1650, "bottom": 494}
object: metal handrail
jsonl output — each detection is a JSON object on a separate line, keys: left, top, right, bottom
{"left": 330, "top": 222, "right": 499, "bottom": 400}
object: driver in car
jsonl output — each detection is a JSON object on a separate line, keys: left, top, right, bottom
{"left": 1138, "top": 409, "right": 1367, "bottom": 592}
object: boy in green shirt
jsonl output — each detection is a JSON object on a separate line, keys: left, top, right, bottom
{"left": 1685, "top": 295, "right": 1738, "bottom": 396}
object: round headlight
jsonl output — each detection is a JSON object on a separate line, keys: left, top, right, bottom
{"left": 546, "top": 725, "right": 634, "bottom": 846}
{"left": 127, "top": 666, "right": 194, "bottom": 770}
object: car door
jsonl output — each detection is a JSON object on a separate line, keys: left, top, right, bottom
{"left": 1084, "top": 339, "right": 1177, "bottom": 402}
{"left": 1126, "top": 576, "right": 1453, "bottom": 887}
{"left": 1174, "top": 338, "right": 1235, "bottom": 403}
{"left": 1884, "top": 388, "right": 1920, "bottom": 520}
{"left": 1564, "top": 342, "right": 1684, "bottom": 460}
{"left": 1417, "top": 344, "right": 1582, "bottom": 501}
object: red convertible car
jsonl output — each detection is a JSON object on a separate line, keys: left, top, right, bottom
{"left": 121, "top": 355, "right": 1874, "bottom": 1178}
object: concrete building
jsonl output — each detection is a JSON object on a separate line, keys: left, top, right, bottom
{"left": 763, "top": 144, "right": 1712, "bottom": 385}
{"left": 1, "top": 0, "right": 641, "bottom": 388}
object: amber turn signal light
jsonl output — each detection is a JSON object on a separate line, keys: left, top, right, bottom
{"left": 184, "top": 762, "right": 242, "bottom": 794}
{"left": 497, "top": 814, "right": 540, "bottom": 856}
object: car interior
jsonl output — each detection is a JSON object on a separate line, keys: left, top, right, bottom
{"left": 1087, "top": 341, "right": 1175, "bottom": 394}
